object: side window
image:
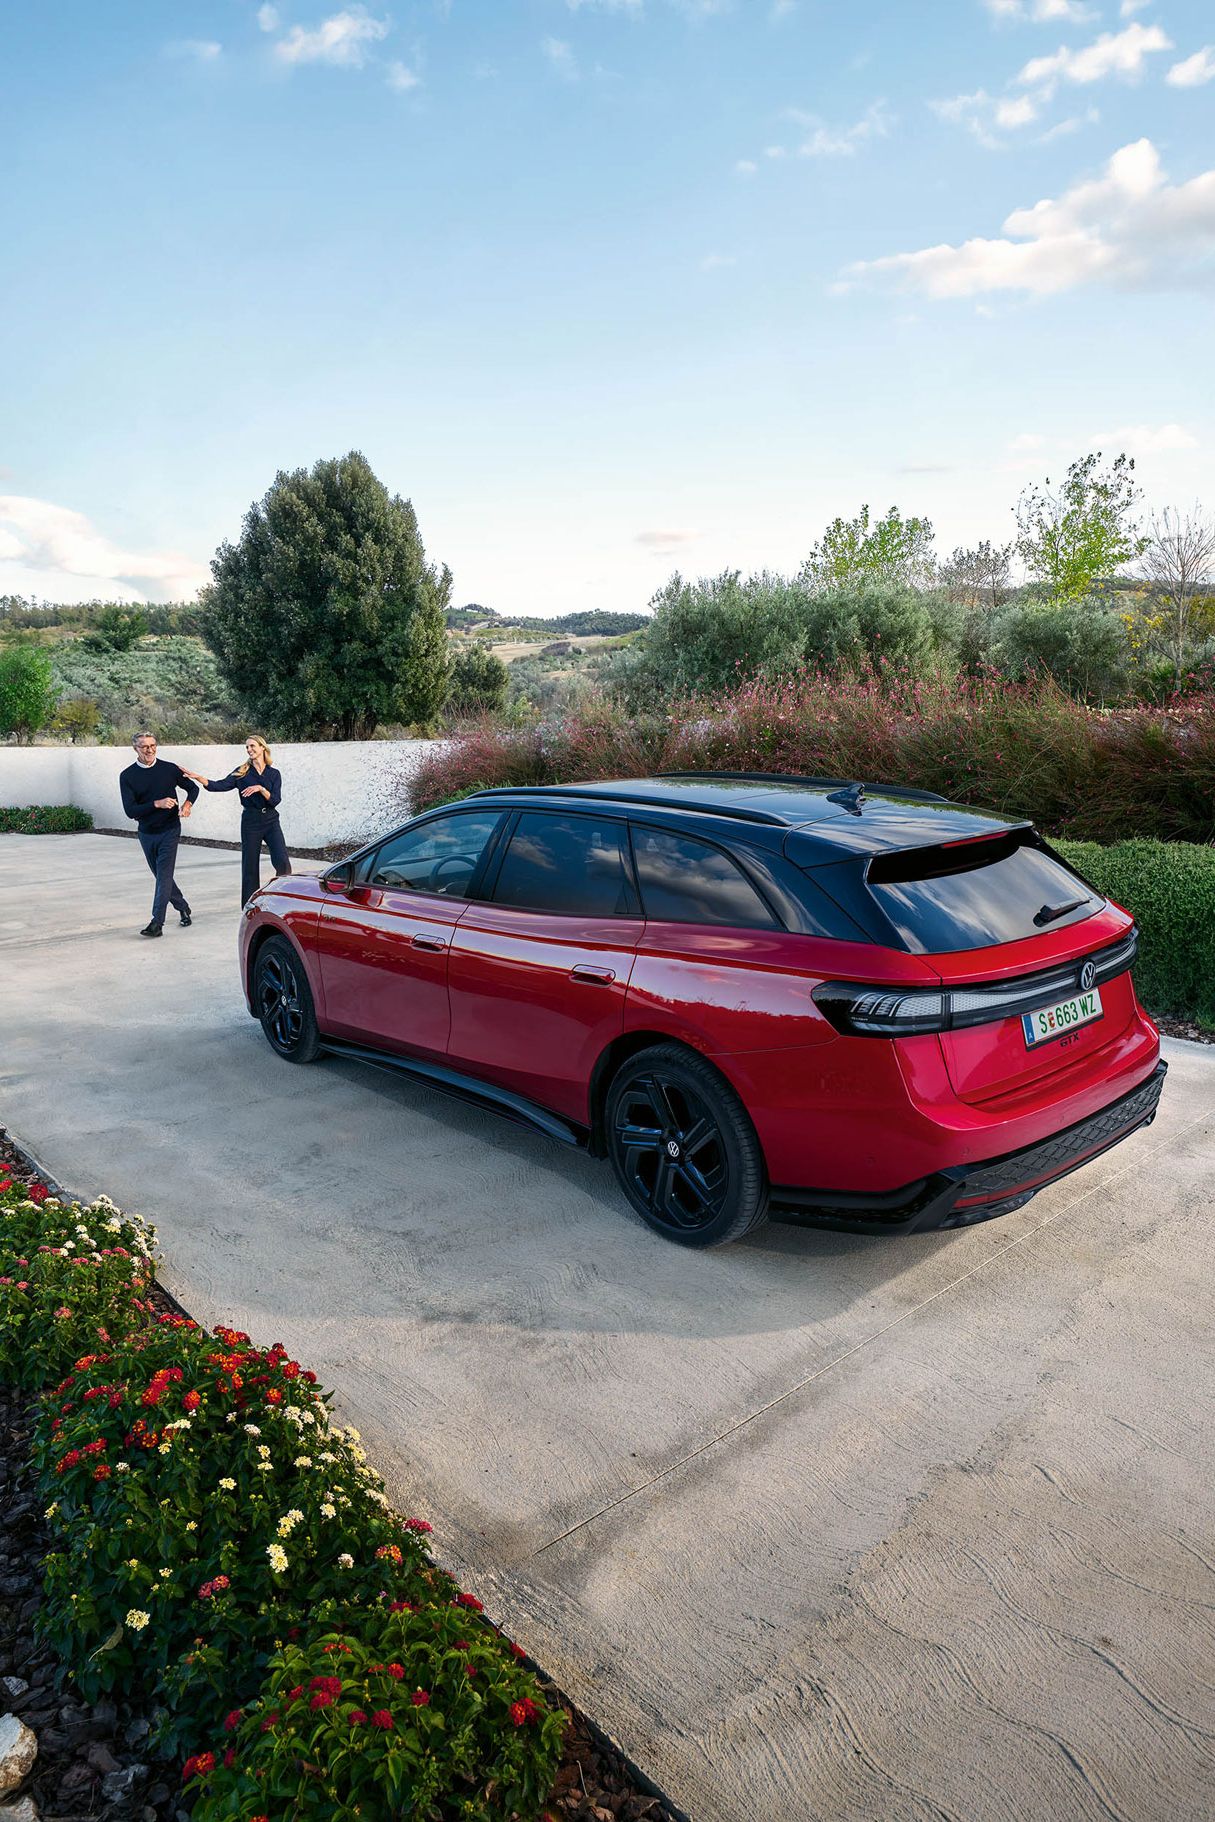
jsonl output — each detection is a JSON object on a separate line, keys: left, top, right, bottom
{"left": 491, "top": 813, "right": 636, "bottom": 917}
{"left": 632, "top": 826, "right": 780, "bottom": 929}
{"left": 367, "top": 813, "right": 502, "bottom": 898}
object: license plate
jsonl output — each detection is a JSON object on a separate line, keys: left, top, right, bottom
{"left": 1022, "top": 987, "right": 1104, "bottom": 1049}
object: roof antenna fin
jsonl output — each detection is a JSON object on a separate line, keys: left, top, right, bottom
{"left": 825, "top": 782, "right": 866, "bottom": 817}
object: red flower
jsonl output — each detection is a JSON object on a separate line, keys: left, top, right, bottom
{"left": 349, "top": 1710, "right": 367, "bottom": 1726}
{"left": 29, "top": 1182, "right": 48, "bottom": 1203}
{"left": 93, "top": 1464, "right": 111, "bottom": 1481}
{"left": 509, "top": 1698, "right": 540, "bottom": 1727}
{"left": 288, "top": 1684, "right": 304, "bottom": 1703}
{"left": 387, "top": 1600, "right": 415, "bottom": 1613}
{"left": 386, "top": 1663, "right": 405, "bottom": 1680}
{"left": 509, "top": 1642, "right": 527, "bottom": 1660}
{"left": 309, "top": 1675, "right": 342, "bottom": 1695}
{"left": 403, "top": 1517, "right": 432, "bottom": 1534}
{"left": 223, "top": 1747, "right": 236, "bottom": 1769}
{"left": 183, "top": 1390, "right": 201, "bottom": 1412}
{"left": 411, "top": 1690, "right": 430, "bottom": 1708}
{"left": 224, "top": 1710, "right": 243, "bottom": 1733}
{"left": 376, "top": 1544, "right": 403, "bottom": 1565}
{"left": 282, "top": 1360, "right": 299, "bottom": 1379}
{"left": 310, "top": 1691, "right": 335, "bottom": 1710}
{"left": 455, "top": 1592, "right": 483, "bottom": 1612}
{"left": 371, "top": 1710, "right": 393, "bottom": 1730}
{"left": 302, "top": 1370, "right": 317, "bottom": 1385}
{"left": 265, "top": 1387, "right": 282, "bottom": 1404}
{"left": 260, "top": 1712, "right": 280, "bottom": 1733}
{"left": 182, "top": 1751, "right": 216, "bottom": 1782}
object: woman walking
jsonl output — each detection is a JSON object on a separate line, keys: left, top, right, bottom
{"left": 183, "top": 736, "right": 292, "bottom": 905}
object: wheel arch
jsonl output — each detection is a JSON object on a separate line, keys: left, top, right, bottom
{"left": 588, "top": 1029, "right": 727, "bottom": 1158}
{"left": 244, "top": 919, "right": 323, "bottom": 1021}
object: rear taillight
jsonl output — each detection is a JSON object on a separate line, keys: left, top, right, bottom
{"left": 813, "top": 927, "right": 1139, "bottom": 1038}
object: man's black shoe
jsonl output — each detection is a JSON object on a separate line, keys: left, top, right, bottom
{"left": 141, "top": 921, "right": 163, "bottom": 938}
{"left": 179, "top": 910, "right": 192, "bottom": 927}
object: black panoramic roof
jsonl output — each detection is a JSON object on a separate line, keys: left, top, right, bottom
{"left": 466, "top": 774, "right": 1031, "bottom": 860}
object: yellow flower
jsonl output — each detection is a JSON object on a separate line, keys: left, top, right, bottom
{"left": 266, "top": 1544, "right": 288, "bottom": 1573}
{"left": 159, "top": 1568, "right": 171, "bottom": 1579}
{"left": 219, "top": 1477, "right": 236, "bottom": 1491}
{"left": 125, "top": 1609, "right": 150, "bottom": 1631}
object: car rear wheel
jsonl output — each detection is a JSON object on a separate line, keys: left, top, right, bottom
{"left": 605, "top": 1044, "right": 768, "bottom": 1247}
{"left": 253, "top": 935, "right": 321, "bottom": 1064}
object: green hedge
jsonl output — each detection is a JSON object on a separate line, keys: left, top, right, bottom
{"left": 0, "top": 804, "right": 92, "bottom": 833}
{"left": 1057, "top": 838, "right": 1215, "bottom": 1028}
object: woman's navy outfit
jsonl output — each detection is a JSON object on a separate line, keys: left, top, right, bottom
{"left": 206, "top": 765, "right": 291, "bottom": 905}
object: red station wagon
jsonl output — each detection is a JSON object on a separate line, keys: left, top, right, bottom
{"left": 239, "top": 775, "right": 1166, "bottom": 1247}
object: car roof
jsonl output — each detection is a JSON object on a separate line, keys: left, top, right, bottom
{"left": 462, "top": 774, "right": 1030, "bottom": 861}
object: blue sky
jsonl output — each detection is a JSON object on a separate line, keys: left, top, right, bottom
{"left": 2, "top": 0, "right": 1212, "bottom": 614}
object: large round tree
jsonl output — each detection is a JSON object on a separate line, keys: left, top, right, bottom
{"left": 204, "top": 452, "right": 451, "bottom": 739}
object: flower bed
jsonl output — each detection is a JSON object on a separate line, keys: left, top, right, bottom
{"left": 0, "top": 805, "right": 92, "bottom": 834}
{"left": 0, "top": 1171, "right": 564, "bottom": 1818}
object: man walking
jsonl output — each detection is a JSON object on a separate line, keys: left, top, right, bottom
{"left": 119, "top": 732, "right": 200, "bottom": 937}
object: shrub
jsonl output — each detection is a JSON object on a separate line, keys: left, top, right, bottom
{"left": 991, "top": 597, "right": 1129, "bottom": 702}
{"left": 1055, "top": 839, "right": 1215, "bottom": 1028}
{"left": 0, "top": 644, "right": 58, "bottom": 742}
{"left": 50, "top": 635, "right": 243, "bottom": 740}
{"left": 409, "top": 671, "right": 1215, "bottom": 848}
{"left": 0, "top": 1181, "right": 563, "bottom": 1804}
{"left": 446, "top": 644, "right": 510, "bottom": 718}
{"left": 0, "top": 805, "right": 93, "bottom": 833}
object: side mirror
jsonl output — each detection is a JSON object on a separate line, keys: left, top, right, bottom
{"left": 322, "top": 863, "right": 353, "bottom": 891}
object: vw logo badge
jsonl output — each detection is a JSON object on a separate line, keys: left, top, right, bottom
{"left": 666, "top": 1139, "right": 681, "bottom": 1159}
{"left": 1080, "top": 959, "right": 1096, "bottom": 993}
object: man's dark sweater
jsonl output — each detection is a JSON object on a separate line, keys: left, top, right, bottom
{"left": 119, "top": 759, "right": 199, "bottom": 834}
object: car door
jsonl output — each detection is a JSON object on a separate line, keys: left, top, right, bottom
{"left": 446, "top": 809, "right": 644, "bottom": 1125}
{"left": 314, "top": 809, "right": 505, "bottom": 1059}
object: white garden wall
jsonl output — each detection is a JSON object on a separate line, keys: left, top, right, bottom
{"left": 0, "top": 740, "right": 445, "bottom": 849}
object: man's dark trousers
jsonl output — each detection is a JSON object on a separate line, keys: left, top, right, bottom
{"left": 139, "top": 827, "right": 190, "bottom": 925}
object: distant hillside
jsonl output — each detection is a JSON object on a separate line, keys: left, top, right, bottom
{"left": 446, "top": 607, "right": 649, "bottom": 638}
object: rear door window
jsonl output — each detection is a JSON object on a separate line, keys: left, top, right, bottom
{"left": 865, "top": 834, "right": 1102, "bottom": 953}
{"left": 631, "top": 826, "right": 780, "bottom": 929}
{"left": 490, "top": 812, "right": 637, "bottom": 916}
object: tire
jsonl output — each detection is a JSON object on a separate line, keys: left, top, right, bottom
{"left": 605, "top": 1044, "right": 769, "bottom": 1247}
{"left": 253, "top": 935, "right": 322, "bottom": 1064}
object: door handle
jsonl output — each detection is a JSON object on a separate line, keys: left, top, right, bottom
{"left": 570, "top": 964, "right": 616, "bottom": 985}
{"left": 412, "top": 933, "right": 448, "bottom": 952}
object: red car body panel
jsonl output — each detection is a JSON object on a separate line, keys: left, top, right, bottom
{"left": 312, "top": 882, "right": 468, "bottom": 1058}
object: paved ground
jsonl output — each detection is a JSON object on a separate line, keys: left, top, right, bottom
{"left": 5, "top": 833, "right": 1214, "bottom": 1822}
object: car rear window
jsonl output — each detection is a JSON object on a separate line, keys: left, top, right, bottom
{"left": 491, "top": 812, "right": 637, "bottom": 917}
{"left": 631, "top": 826, "right": 780, "bottom": 929}
{"left": 863, "top": 834, "right": 1102, "bottom": 953}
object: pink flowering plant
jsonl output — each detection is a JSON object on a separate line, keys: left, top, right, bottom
{"left": 184, "top": 1612, "right": 563, "bottom": 1821}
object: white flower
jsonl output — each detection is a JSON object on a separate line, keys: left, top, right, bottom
{"left": 320, "top": 1503, "right": 336, "bottom": 1519}
{"left": 115, "top": 1462, "right": 130, "bottom": 1473}
{"left": 244, "top": 1424, "right": 261, "bottom": 1436}
{"left": 159, "top": 1568, "right": 171, "bottom": 1580}
{"left": 157, "top": 1443, "right": 171, "bottom": 1455}
{"left": 62, "top": 1239, "right": 75, "bottom": 1251}
{"left": 219, "top": 1477, "right": 236, "bottom": 1491}
{"left": 256, "top": 1461, "right": 273, "bottom": 1472}
{"left": 226, "top": 1413, "right": 237, "bottom": 1424}
{"left": 337, "top": 1553, "right": 354, "bottom": 1569}
{"left": 319, "top": 1452, "right": 336, "bottom": 1465}
{"left": 44, "top": 1503, "right": 58, "bottom": 1519}
{"left": 127, "top": 1558, "right": 141, "bottom": 1569}
{"left": 185, "top": 1521, "right": 197, "bottom": 1531}
{"left": 257, "top": 1445, "right": 272, "bottom": 1460}
{"left": 293, "top": 1456, "right": 312, "bottom": 1469}
{"left": 125, "top": 1609, "right": 150, "bottom": 1631}
{"left": 44, "top": 1197, "right": 61, "bottom": 1208}
{"left": 266, "top": 1544, "right": 288, "bottom": 1573}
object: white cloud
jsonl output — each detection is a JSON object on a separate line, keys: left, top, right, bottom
{"left": 985, "top": 0, "right": 1095, "bottom": 21}
{"left": 387, "top": 59, "right": 421, "bottom": 89}
{"left": 257, "top": 4, "right": 280, "bottom": 30}
{"left": 846, "top": 138, "right": 1215, "bottom": 298}
{"left": 931, "top": 88, "right": 1038, "bottom": 147}
{"left": 542, "top": 36, "right": 579, "bottom": 79}
{"left": 275, "top": 8, "right": 389, "bottom": 68}
{"left": 1037, "top": 106, "right": 1099, "bottom": 141}
{"left": 1089, "top": 423, "right": 1199, "bottom": 454}
{"left": 1167, "top": 47, "right": 1215, "bottom": 88}
{"left": 700, "top": 252, "right": 736, "bottom": 269}
{"left": 0, "top": 497, "right": 208, "bottom": 603}
{"left": 636, "top": 529, "right": 700, "bottom": 551}
{"left": 735, "top": 158, "right": 758, "bottom": 175}
{"left": 788, "top": 99, "right": 892, "bottom": 158}
{"left": 167, "top": 39, "right": 222, "bottom": 61}
{"left": 1119, "top": 0, "right": 1148, "bottom": 13}
{"left": 770, "top": 0, "right": 796, "bottom": 18}
{"left": 565, "top": 0, "right": 642, "bottom": 9}
{"left": 1015, "top": 21, "right": 1172, "bottom": 91}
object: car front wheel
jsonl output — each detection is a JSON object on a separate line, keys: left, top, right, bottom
{"left": 605, "top": 1044, "right": 768, "bottom": 1247}
{"left": 253, "top": 935, "right": 322, "bottom": 1064}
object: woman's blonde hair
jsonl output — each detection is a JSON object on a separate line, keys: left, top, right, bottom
{"left": 234, "top": 734, "right": 272, "bottom": 778}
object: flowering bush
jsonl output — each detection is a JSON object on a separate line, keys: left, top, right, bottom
{"left": 1, "top": 1179, "right": 564, "bottom": 1809}
{"left": 185, "top": 1611, "right": 563, "bottom": 1819}
{"left": 408, "top": 669, "right": 1215, "bottom": 848}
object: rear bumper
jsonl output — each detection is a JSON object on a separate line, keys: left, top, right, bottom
{"left": 771, "top": 1059, "right": 1167, "bottom": 1235}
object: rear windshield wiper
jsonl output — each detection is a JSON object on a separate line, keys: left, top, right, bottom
{"left": 1033, "top": 897, "right": 1088, "bottom": 927}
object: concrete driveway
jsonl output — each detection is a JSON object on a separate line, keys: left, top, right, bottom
{"left": 5, "top": 833, "right": 1214, "bottom": 1822}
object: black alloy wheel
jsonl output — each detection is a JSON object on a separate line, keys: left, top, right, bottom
{"left": 254, "top": 936, "right": 321, "bottom": 1064}
{"left": 605, "top": 1044, "right": 768, "bottom": 1247}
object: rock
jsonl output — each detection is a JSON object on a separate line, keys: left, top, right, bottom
{"left": 101, "top": 1765, "right": 140, "bottom": 1803}
{"left": 0, "top": 1796, "right": 40, "bottom": 1821}
{"left": 0, "top": 1686, "right": 26, "bottom": 1706}
{"left": 124, "top": 1717, "right": 151, "bottom": 1751}
{"left": 0, "top": 1716, "right": 37, "bottom": 1798}
{"left": 86, "top": 1741, "right": 121, "bottom": 1776}
{"left": 55, "top": 1762, "right": 93, "bottom": 1800}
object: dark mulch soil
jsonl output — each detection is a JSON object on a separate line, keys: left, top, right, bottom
{"left": 0, "top": 1133, "right": 680, "bottom": 1822}
{"left": 1153, "top": 1013, "right": 1214, "bottom": 1044}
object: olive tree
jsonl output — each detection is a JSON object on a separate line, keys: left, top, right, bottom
{"left": 0, "top": 645, "right": 58, "bottom": 743}
{"left": 204, "top": 452, "right": 451, "bottom": 739}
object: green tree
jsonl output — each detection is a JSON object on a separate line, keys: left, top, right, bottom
{"left": 81, "top": 604, "right": 149, "bottom": 652}
{"left": 52, "top": 696, "right": 103, "bottom": 743}
{"left": 204, "top": 453, "right": 451, "bottom": 739}
{"left": 445, "top": 643, "right": 509, "bottom": 717}
{"left": 801, "top": 504, "right": 936, "bottom": 591}
{"left": 1015, "top": 452, "right": 1148, "bottom": 607}
{"left": 0, "top": 645, "right": 58, "bottom": 743}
